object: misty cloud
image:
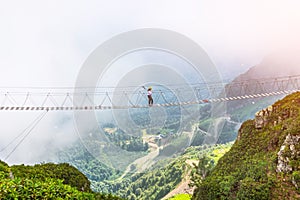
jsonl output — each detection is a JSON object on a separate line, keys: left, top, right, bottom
{"left": 0, "top": 0, "right": 299, "bottom": 164}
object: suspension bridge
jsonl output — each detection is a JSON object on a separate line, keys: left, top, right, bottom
{"left": 0, "top": 75, "right": 299, "bottom": 111}
{"left": 1, "top": 74, "right": 300, "bottom": 162}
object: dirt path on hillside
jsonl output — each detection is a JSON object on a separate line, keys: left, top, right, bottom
{"left": 118, "top": 124, "right": 199, "bottom": 181}
{"left": 162, "top": 159, "right": 198, "bottom": 200}
{"left": 118, "top": 136, "right": 160, "bottom": 180}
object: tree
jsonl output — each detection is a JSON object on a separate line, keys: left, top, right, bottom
{"left": 191, "top": 156, "right": 214, "bottom": 188}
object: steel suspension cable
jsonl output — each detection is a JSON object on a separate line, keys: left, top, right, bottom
{"left": 3, "top": 111, "right": 48, "bottom": 161}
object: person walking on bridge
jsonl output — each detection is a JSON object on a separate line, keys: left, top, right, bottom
{"left": 147, "top": 87, "right": 153, "bottom": 106}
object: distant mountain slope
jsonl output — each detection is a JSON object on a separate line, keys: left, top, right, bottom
{"left": 234, "top": 52, "right": 300, "bottom": 81}
{"left": 225, "top": 52, "right": 300, "bottom": 120}
{"left": 193, "top": 92, "right": 300, "bottom": 199}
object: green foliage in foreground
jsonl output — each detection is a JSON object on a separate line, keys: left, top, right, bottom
{"left": 0, "top": 174, "right": 94, "bottom": 199}
{"left": 11, "top": 163, "right": 91, "bottom": 192}
{"left": 193, "top": 92, "right": 300, "bottom": 200}
{"left": 0, "top": 161, "right": 123, "bottom": 200}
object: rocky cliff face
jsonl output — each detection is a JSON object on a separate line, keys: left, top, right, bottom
{"left": 254, "top": 105, "right": 273, "bottom": 129}
{"left": 277, "top": 134, "right": 300, "bottom": 173}
{"left": 254, "top": 93, "right": 300, "bottom": 186}
{"left": 253, "top": 94, "right": 300, "bottom": 185}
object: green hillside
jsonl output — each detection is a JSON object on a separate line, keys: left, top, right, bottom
{"left": 109, "top": 143, "right": 231, "bottom": 200}
{"left": 57, "top": 141, "right": 231, "bottom": 200}
{"left": 0, "top": 160, "right": 123, "bottom": 200}
{"left": 193, "top": 92, "right": 300, "bottom": 199}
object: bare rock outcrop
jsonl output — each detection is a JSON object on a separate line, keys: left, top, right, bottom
{"left": 277, "top": 134, "right": 300, "bottom": 172}
{"left": 254, "top": 105, "right": 273, "bottom": 129}
{"left": 277, "top": 134, "right": 300, "bottom": 189}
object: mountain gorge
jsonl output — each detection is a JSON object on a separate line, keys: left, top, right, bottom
{"left": 2, "top": 54, "right": 300, "bottom": 199}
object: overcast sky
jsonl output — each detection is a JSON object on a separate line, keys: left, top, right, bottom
{"left": 1, "top": 0, "right": 299, "bottom": 86}
{"left": 0, "top": 0, "right": 299, "bottom": 164}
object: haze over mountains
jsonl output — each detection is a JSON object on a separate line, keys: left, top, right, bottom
{"left": 233, "top": 47, "right": 300, "bottom": 81}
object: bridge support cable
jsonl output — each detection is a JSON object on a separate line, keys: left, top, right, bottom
{"left": 1, "top": 111, "right": 48, "bottom": 161}
{"left": 0, "top": 112, "right": 45, "bottom": 153}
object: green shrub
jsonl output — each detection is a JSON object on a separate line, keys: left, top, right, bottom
{"left": 11, "top": 163, "right": 91, "bottom": 192}
{"left": 236, "top": 177, "right": 270, "bottom": 200}
{"left": 292, "top": 171, "right": 300, "bottom": 192}
{"left": 0, "top": 177, "right": 94, "bottom": 200}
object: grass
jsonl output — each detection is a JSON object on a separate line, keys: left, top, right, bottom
{"left": 167, "top": 194, "right": 192, "bottom": 200}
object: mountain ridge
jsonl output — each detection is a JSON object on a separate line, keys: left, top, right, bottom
{"left": 193, "top": 92, "right": 300, "bottom": 199}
